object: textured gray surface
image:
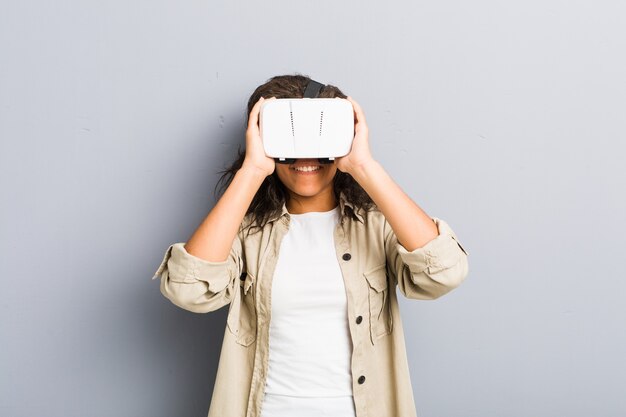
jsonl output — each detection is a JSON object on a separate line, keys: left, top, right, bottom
{"left": 1, "top": 1, "right": 625, "bottom": 416}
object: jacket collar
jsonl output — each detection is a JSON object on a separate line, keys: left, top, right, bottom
{"left": 272, "top": 191, "right": 365, "bottom": 224}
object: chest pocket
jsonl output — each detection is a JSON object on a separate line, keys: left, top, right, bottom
{"left": 364, "top": 264, "right": 393, "bottom": 344}
{"left": 226, "top": 271, "right": 257, "bottom": 347}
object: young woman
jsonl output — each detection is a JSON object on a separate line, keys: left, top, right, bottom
{"left": 152, "top": 74, "right": 469, "bottom": 417}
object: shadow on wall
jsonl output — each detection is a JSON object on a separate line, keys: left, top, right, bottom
{"left": 140, "top": 100, "right": 246, "bottom": 415}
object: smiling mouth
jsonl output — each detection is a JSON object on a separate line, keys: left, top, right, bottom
{"left": 290, "top": 159, "right": 324, "bottom": 173}
{"left": 291, "top": 165, "right": 322, "bottom": 172}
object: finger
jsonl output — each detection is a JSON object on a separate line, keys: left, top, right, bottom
{"left": 347, "top": 97, "right": 367, "bottom": 130}
{"left": 347, "top": 96, "right": 366, "bottom": 124}
{"left": 253, "top": 97, "right": 278, "bottom": 126}
{"left": 248, "top": 97, "right": 265, "bottom": 129}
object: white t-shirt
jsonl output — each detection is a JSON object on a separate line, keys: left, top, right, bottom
{"left": 260, "top": 206, "right": 356, "bottom": 417}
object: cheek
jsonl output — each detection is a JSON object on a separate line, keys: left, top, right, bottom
{"left": 275, "top": 166, "right": 290, "bottom": 184}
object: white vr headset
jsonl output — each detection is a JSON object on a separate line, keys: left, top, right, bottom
{"left": 259, "top": 79, "right": 354, "bottom": 164}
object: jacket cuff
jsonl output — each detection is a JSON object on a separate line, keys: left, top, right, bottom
{"left": 396, "top": 217, "right": 468, "bottom": 276}
{"left": 151, "top": 242, "right": 232, "bottom": 291}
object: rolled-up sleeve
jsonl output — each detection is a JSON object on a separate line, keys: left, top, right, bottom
{"left": 151, "top": 233, "right": 243, "bottom": 313}
{"left": 385, "top": 216, "right": 469, "bottom": 300}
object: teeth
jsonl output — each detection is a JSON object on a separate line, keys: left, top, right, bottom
{"left": 294, "top": 166, "right": 321, "bottom": 172}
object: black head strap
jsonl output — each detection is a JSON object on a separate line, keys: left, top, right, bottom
{"left": 303, "top": 79, "right": 325, "bottom": 98}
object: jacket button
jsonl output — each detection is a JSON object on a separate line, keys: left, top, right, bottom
{"left": 342, "top": 253, "right": 351, "bottom": 261}
{"left": 356, "top": 316, "right": 363, "bottom": 324}
{"left": 239, "top": 272, "right": 246, "bottom": 281}
{"left": 358, "top": 375, "right": 366, "bottom": 384}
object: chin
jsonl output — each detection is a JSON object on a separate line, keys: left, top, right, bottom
{"left": 289, "top": 185, "right": 326, "bottom": 197}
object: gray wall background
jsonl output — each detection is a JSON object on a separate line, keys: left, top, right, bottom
{"left": 1, "top": 1, "right": 624, "bottom": 416}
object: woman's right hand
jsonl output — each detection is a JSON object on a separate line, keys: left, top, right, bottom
{"left": 242, "top": 96, "right": 276, "bottom": 177}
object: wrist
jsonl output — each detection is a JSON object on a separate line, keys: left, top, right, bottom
{"left": 349, "top": 158, "right": 379, "bottom": 180}
{"left": 239, "top": 161, "right": 271, "bottom": 181}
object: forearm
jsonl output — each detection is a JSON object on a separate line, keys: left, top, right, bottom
{"left": 184, "top": 166, "right": 267, "bottom": 262}
{"left": 350, "top": 159, "right": 438, "bottom": 251}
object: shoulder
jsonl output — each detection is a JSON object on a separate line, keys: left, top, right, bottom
{"left": 238, "top": 212, "right": 278, "bottom": 239}
{"left": 351, "top": 204, "right": 387, "bottom": 230}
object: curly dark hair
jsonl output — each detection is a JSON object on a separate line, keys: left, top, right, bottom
{"left": 214, "top": 73, "right": 375, "bottom": 235}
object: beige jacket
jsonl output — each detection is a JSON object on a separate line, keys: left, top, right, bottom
{"left": 152, "top": 192, "right": 469, "bottom": 417}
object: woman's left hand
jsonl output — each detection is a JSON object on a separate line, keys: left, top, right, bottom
{"left": 335, "top": 96, "right": 376, "bottom": 175}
